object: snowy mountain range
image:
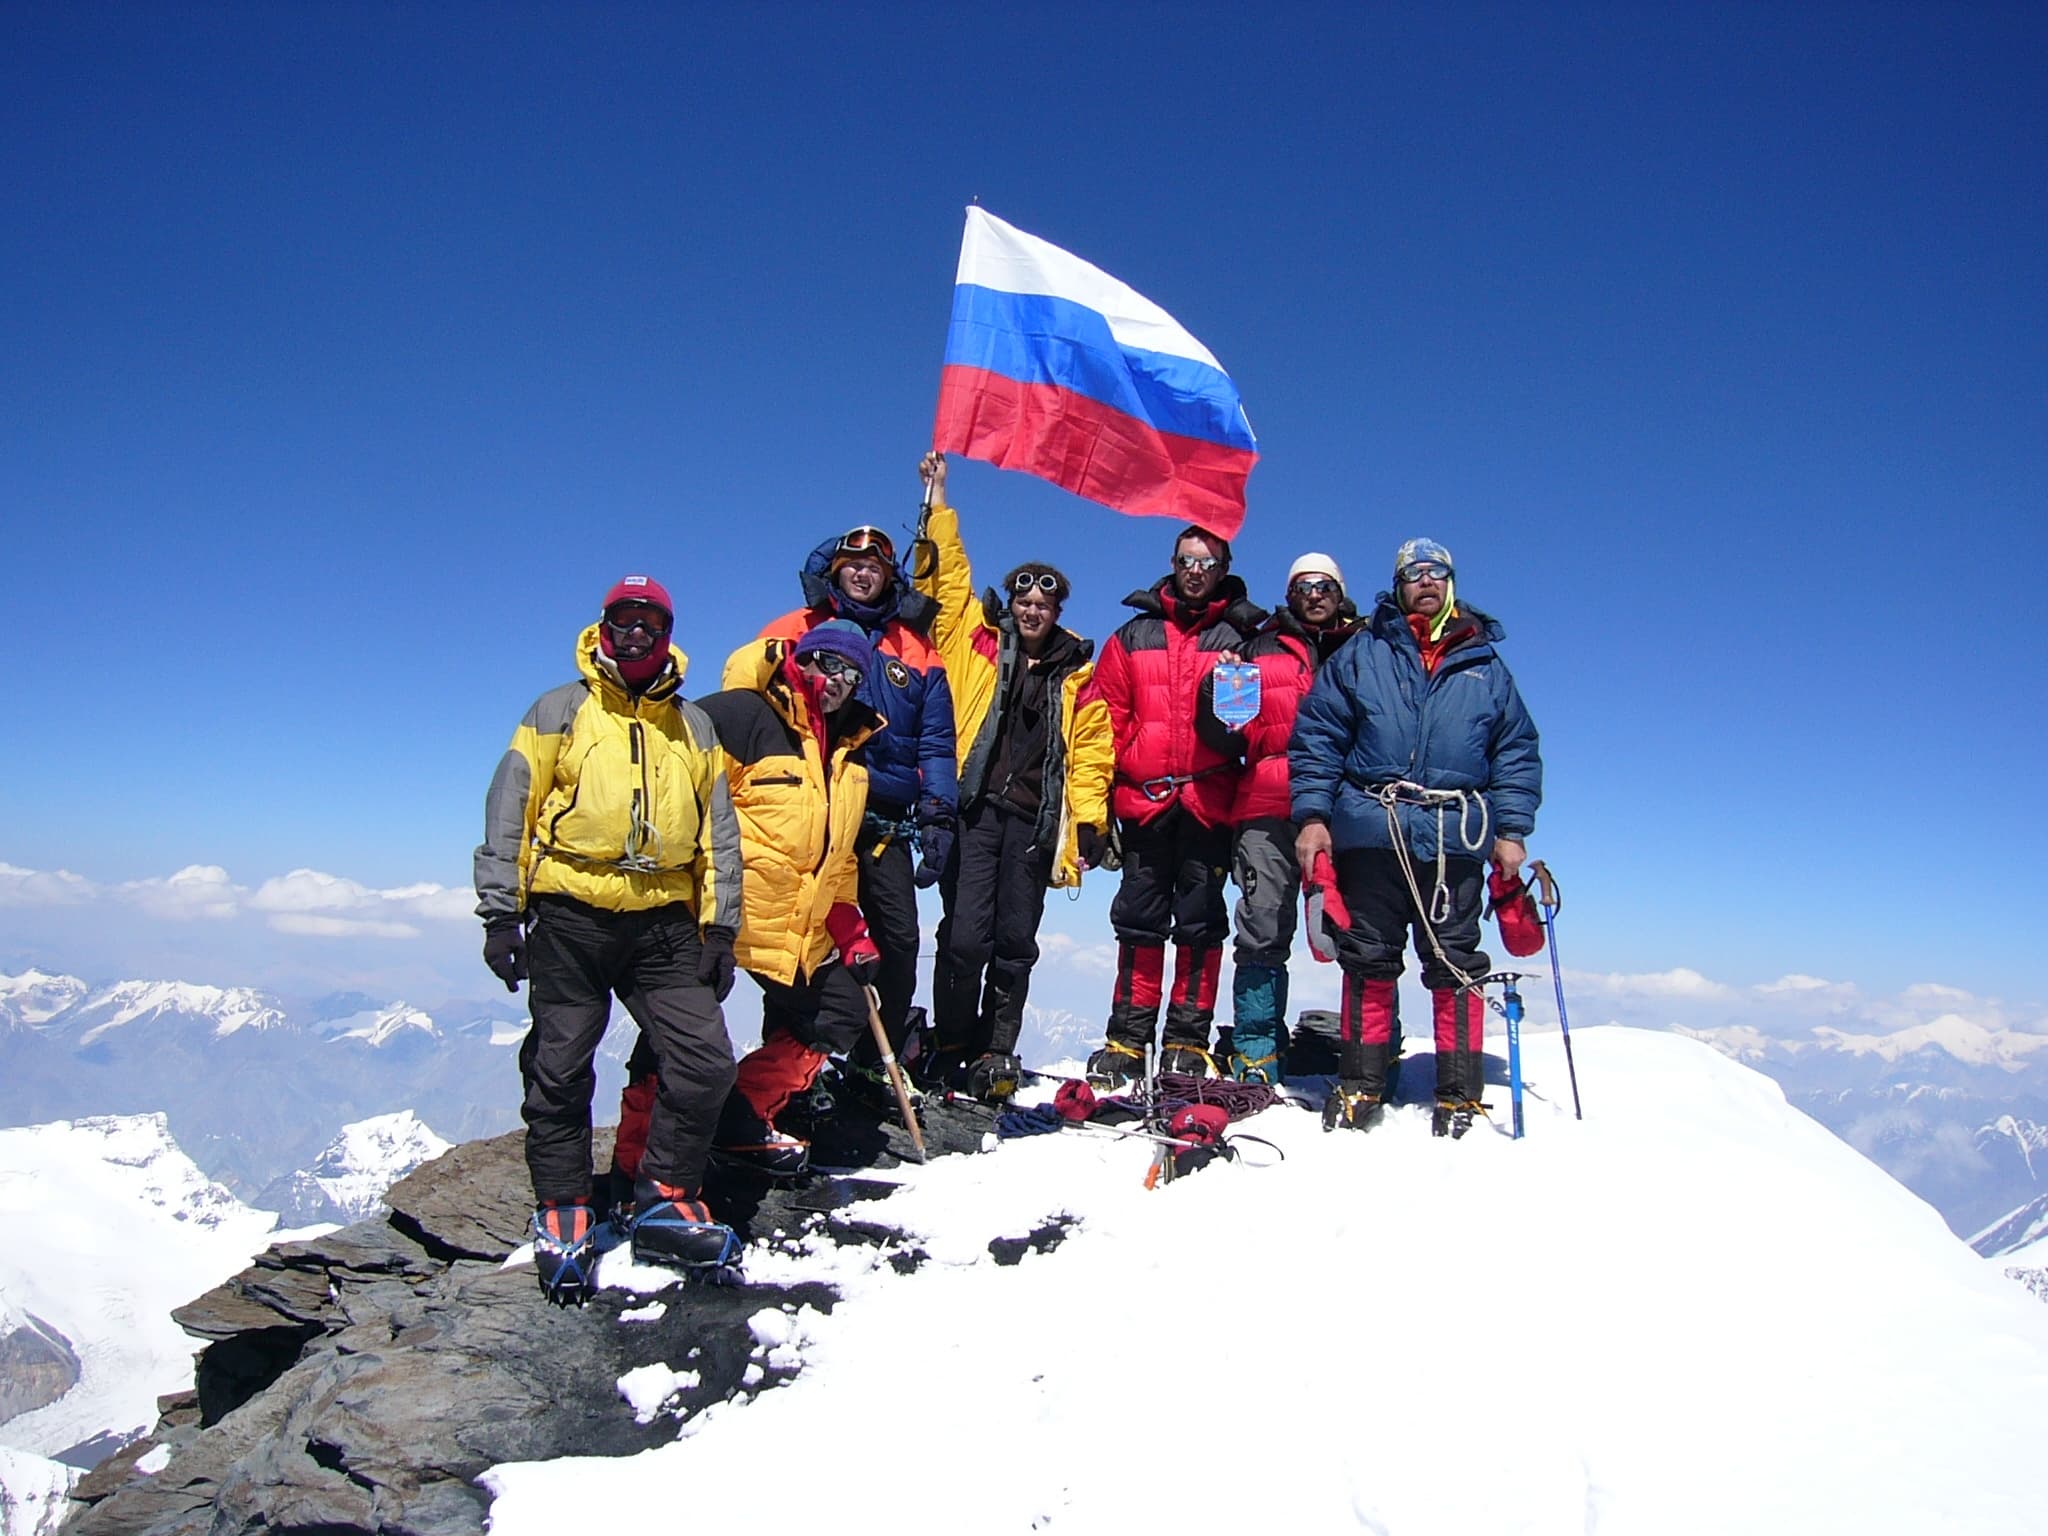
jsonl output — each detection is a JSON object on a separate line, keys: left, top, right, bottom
{"left": 0, "top": 971, "right": 530, "bottom": 1196}
{"left": 1676, "top": 1018, "right": 2048, "bottom": 1241}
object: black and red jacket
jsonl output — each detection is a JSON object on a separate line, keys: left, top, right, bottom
{"left": 1079, "top": 574, "right": 1266, "bottom": 827}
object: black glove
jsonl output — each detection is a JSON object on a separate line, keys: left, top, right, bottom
{"left": 845, "top": 947, "right": 882, "bottom": 988}
{"left": 483, "top": 917, "right": 527, "bottom": 993}
{"left": 1076, "top": 824, "right": 1106, "bottom": 869}
{"left": 915, "top": 823, "right": 954, "bottom": 889}
{"left": 697, "top": 927, "right": 737, "bottom": 1001}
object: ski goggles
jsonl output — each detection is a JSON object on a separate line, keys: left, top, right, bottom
{"left": 799, "top": 651, "right": 864, "bottom": 685}
{"left": 1288, "top": 577, "right": 1341, "bottom": 598}
{"left": 1011, "top": 571, "right": 1062, "bottom": 594}
{"left": 603, "top": 604, "right": 671, "bottom": 636}
{"left": 833, "top": 526, "right": 896, "bottom": 564}
{"left": 1396, "top": 560, "right": 1452, "bottom": 584}
{"left": 1173, "top": 554, "right": 1223, "bottom": 572}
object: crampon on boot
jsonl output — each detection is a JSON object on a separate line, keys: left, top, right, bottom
{"left": 1432, "top": 1099, "right": 1489, "bottom": 1139}
{"left": 1322, "top": 1084, "right": 1386, "bottom": 1133}
{"left": 1159, "top": 1043, "right": 1219, "bottom": 1078}
{"left": 840, "top": 1058, "right": 926, "bottom": 1118}
{"left": 1086, "top": 1040, "right": 1147, "bottom": 1087}
{"left": 629, "top": 1179, "right": 743, "bottom": 1276}
{"left": 531, "top": 1200, "right": 599, "bottom": 1307}
{"left": 966, "top": 1051, "right": 1023, "bottom": 1104}
{"left": 1229, "top": 1023, "right": 1284, "bottom": 1085}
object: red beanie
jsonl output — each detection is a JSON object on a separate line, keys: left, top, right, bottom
{"left": 602, "top": 574, "right": 674, "bottom": 622}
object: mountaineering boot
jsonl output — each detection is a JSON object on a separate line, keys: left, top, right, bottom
{"left": 1086, "top": 1039, "right": 1147, "bottom": 1087}
{"left": 713, "top": 1095, "right": 811, "bottom": 1177}
{"left": 1159, "top": 1043, "right": 1219, "bottom": 1078}
{"left": 629, "top": 1179, "right": 743, "bottom": 1271}
{"left": 1322, "top": 1083, "right": 1385, "bottom": 1132}
{"left": 531, "top": 1200, "right": 598, "bottom": 1306}
{"left": 913, "top": 1046, "right": 969, "bottom": 1095}
{"left": 966, "top": 1051, "right": 1023, "bottom": 1104}
{"left": 1431, "top": 1100, "right": 1486, "bottom": 1139}
{"left": 1323, "top": 1034, "right": 1393, "bottom": 1133}
{"left": 1229, "top": 1023, "right": 1284, "bottom": 1084}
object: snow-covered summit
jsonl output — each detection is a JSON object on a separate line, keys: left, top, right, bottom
{"left": 64, "top": 981, "right": 288, "bottom": 1045}
{"left": 481, "top": 1025, "right": 2048, "bottom": 1535}
{"left": 253, "top": 1110, "right": 451, "bottom": 1226}
{"left": 321, "top": 1002, "right": 437, "bottom": 1046}
{"left": 0, "top": 971, "right": 87, "bottom": 1032}
{"left": 0, "top": 1114, "right": 279, "bottom": 1460}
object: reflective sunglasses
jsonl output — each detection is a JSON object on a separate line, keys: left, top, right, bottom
{"left": 835, "top": 525, "right": 897, "bottom": 563}
{"left": 1011, "top": 571, "right": 1062, "bottom": 595}
{"left": 1397, "top": 560, "right": 1452, "bottom": 584}
{"left": 1289, "top": 577, "right": 1340, "bottom": 598}
{"left": 800, "top": 651, "right": 864, "bottom": 685}
{"left": 604, "top": 605, "right": 670, "bottom": 636}
{"left": 1173, "top": 554, "right": 1222, "bottom": 572}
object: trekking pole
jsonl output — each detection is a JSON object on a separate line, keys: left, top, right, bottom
{"left": 1500, "top": 974, "right": 1526, "bottom": 1140}
{"left": 1531, "top": 861, "right": 1583, "bottom": 1120}
{"left": 862, "top": 984, "right": 928, "bottom": 1163}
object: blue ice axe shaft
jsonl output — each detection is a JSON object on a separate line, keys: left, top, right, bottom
{"left": 1502, "top": 975, "right": 1525, "bottom": 1139}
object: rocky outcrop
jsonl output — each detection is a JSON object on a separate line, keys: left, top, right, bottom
{"left": 64, "top": 1102, "right": 987, "bottom": 1535}
{"left": 0, "top": 1316, "right": 81, "bottom": 1427}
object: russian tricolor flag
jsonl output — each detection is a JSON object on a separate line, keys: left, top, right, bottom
{"left": 932, "top": 208, "right": 1258, "bottom": 538}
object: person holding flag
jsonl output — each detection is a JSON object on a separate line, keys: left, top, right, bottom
{"left": 911, "top": 450, "right": 1114, "bottom": 1101}
{"left": 923, "top": 208, "right": 1263, "bottom": 1083}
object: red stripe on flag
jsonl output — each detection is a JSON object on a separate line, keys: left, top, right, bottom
{"left": 932, "top": 365, "right": 1253, "bottom": 538}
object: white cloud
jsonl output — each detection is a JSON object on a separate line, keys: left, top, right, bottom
{"left": 0, "top": 859, "right": 470, "bottom": 941}
{"left": 117, "top": 864, "right": 243, "bottom": 921}
{"left": 268, "top": 913, "right": 422, "bottom": 940}
{"left": 1567, "top": 967, "right": 1734, "bottom": 1001}
{"left": 247, "top": 868, "right": 471, "bottom": 936}
{"left": 1036, "top": 931, "right": 1120, "bottom": 977}
{"left": 0, "top": 862, "right": 95, "bottom": 907}
{"left": 1754, "top": 974, "right": 1855, "bottom": 997}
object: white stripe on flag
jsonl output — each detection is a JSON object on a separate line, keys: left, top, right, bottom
{"left": 954, "top": 207, "right": 1224, "bottom": 371}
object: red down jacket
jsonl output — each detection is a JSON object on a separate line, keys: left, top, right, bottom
{"left": 1230, "top": 607, "right": 1363, "bottom": 823}
{"left": 1080, "top": 575, "right": 1266, "bottom": 827}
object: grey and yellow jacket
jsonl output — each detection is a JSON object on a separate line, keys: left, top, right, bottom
{"left": 474, "top": 625, "right": 742, "bottom": 928}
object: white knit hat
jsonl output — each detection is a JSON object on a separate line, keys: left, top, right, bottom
{"left": 1286, "top": 552, "right": 1346, "bottom": 596}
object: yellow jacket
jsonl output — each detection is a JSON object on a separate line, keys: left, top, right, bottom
{"left": 702, "top": 639, "right": 881, "bottom": 984}
{"left": 914, "top": 500, "right": 1113, "bottom": 888}
{"left": 475, "top": 626, "right": 742, "bottom": 925}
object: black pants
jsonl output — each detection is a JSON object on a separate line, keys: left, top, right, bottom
{"left": 933, "top": 801, "right": 1054, "bottom": 1058}
{"left": 520, "top": 895, "right": 734, "bottom": 1204}
{"left": 1109, "top": 804, "right": 1232, "bottom": 948}
{"left": 1329, "top": 849, "right": 1490, "bottom": 990}
{"left": 851, "top": 834, "right": 921, "bottom": 1061}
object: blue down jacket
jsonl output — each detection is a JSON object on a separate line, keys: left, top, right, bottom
{"left": 1287, "top": 596, "right": 1541, "bottom": 861}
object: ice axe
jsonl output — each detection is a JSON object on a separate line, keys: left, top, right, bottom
{"left": 1531, "top": 861, "right": 1583, "bottom": 1120}
{"left": 863, "top": 984, "right": 928, "bottom": 1163}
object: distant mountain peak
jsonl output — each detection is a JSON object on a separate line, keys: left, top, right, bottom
{"left": 68, "top": 980, "right": 288, "bottom": 1045}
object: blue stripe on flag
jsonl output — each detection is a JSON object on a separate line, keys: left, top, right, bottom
{"left": 941, "top": 285, "right": 1256, "bottom": 452}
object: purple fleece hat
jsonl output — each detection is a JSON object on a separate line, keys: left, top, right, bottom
{"left": 792, "top": 618, "right": 875, "bottom": 677}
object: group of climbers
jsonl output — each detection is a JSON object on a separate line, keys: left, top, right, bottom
{"left": 473, "top": 456, "right": 1543, "bottom": 1302}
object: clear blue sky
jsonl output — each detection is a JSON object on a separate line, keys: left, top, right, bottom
{"left": 3, "top": 4, "right": 2043, "bottom": 1011}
